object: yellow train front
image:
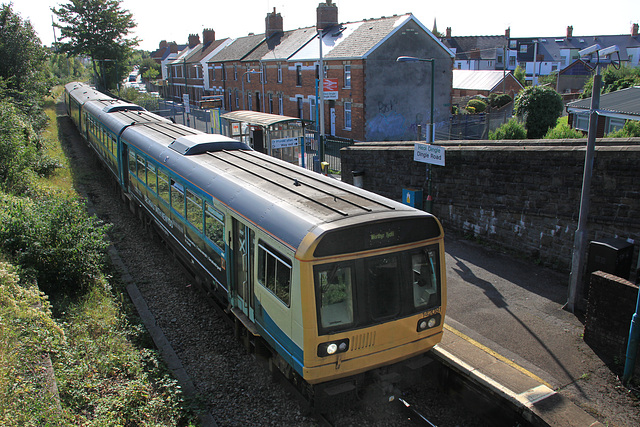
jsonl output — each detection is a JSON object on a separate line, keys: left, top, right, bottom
{"left": 297, "top": 214, "right": 445, "bottom": 387}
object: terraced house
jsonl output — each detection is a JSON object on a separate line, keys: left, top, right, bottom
{"left": 161, "top": 1, "right": 453, "bottom": 142}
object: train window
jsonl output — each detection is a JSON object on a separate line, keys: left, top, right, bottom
{"left": 186, "top": 188, "right": 203, "bottom": 232}
{"left": 158, "top": 169, "right": 170, "bottom": 204}
{"left": 204, "top": 204, "right": 224, "bottom": 249}
{"left": 136, "top": 154, "right": 146, "bottom": 183}
{"left": 411, "top": 248, "right": 438, "bottom": 308}
{"left": 258, "top": 243, "right": 292, "bottom": 307}
{"left": 365, "top": 254, "right": 401, "bottom": 320}
{"left": 147, "top": 162, "right": 157, "bottom": 194}
{"left": 170, "top": 179, "right": 185, "bottom": 216}
{"left": 316, "top": 262, "right": 354, "bottom": 329}
{"left": 128, "top": 151, "right": 136, "bottom": 175}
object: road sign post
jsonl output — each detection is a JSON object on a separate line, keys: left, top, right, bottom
{"left": 413, "top": 143, "right": 445, "bottom": 212}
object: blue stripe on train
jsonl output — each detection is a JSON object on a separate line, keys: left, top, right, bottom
{"left": 256, "top": 306, "right": 305, "bottom": 377}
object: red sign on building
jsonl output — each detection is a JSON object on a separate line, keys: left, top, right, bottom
{"left": 323, "top": 78, "right": 339, "bottom": 100}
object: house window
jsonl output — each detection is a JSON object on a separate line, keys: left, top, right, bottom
{"left": 344, "top": 64, "right": 351, "bottom": 88}
{"left": 309, "top": 97, "right": 315, "bottom": 121}
{"left": 574, "top": 113, "right": 589, "bottom": 131}
{"left": 497, "top": 54, "right": 503, "bottom": 63}
{"left": 247, "top": 67, "right": 251, "bottom": 83}
{"left": 519, "top": 44, "right": 528, "bottom": 53}
{"left": 248, "top": 93, "right": 253, "bottom": 111}
{"left": 296, "top": 65, "right": 302, "bottom": 86}
{"left": 297, "top": 97, "right": 303, "bottom": 119}
{"left": 607, "top": 118, "right": 625, "bottom": 134}
{"left": 269, "top": 93, "right": 273, "bottom": 114}
{"left": 509, "top": 56, "right": 516, "bottom": 66}
{"left": 278, "top": 93, "right": 283, "bottom": 115}
{"left": 222, "top": 64, "right": 226, "bottom": 81}
{"left": 228, "top": 91, "right": 232, "bottom": 111}
{"left": 344, "top": 102, "right": 352, "bottom": 130}
{"left": 210, "top": 65, "right": 215, "bottom": 81}
{"left": 234, "top": 65, "right": 238, "bottom": 80}
{"left": 277, "top": 64, "right": 282, "bottom": 83}
{"left": 235, "top": 89, "right": 239, "bottom": 109}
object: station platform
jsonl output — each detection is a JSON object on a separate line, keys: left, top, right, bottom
{"left": 436, "top": 234, "right": 620, "bottom": 426}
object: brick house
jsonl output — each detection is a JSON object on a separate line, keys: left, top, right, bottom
{"left": 165, "top": 1, "right": 453, "bottom": 142}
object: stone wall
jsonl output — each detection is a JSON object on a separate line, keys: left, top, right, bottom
{"left": 341, "top": 138, "right": 640, "bottom": 273}
{"left": 584, "top": 271, "right": 640, "bottom": 373}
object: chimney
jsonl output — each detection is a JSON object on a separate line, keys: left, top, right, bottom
{"left": 169, "top": 42, "right": 178, "bottom": 53}
{"left": 505, "top": 27, "right": 510, "bottom": 39}
{"left": 203, "top": 29, "right": 215, "bottom": 44}
{"left": 188, "top": 33, "right": 200, "bottom": 48}
{"left": 266, "top": 7, "right": 283, "bottom": 38}
{"left": 633, "top": 23, "right": 639, "bottom": 37}
{"left": 446, "top": 27, "right": 451, "bottom": 39}
{"left": 567, "top": 25, "right": 573, "bottom": 38}
{"left": 317, "top": 0, "right": 338, "bottom": 30}
{"left": 159, "top": 40, "right": 168, "bottom": 49}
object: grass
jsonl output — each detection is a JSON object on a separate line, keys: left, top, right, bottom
{"left": 0, "top": 90, "right": 199, "bottom": 426}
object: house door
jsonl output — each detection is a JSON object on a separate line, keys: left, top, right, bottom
{"left": 330, "top": 108, "right": 336, "bottom": 135}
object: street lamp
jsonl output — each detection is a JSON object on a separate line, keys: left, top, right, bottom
{"left": 397, "top": 56, "right": 436, "bottom": 212}
{"left": 396, "top": 56, "right": 435, "bottom": 143}
{"left": 566, "top": 45, "right": 620, "bottom": 313}
{"left": 241, "top": 69, "right": 263, "bottom": 110}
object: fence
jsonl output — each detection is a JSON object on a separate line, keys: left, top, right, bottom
{"left": 446, "top": 103, "right": 514, "bottom": 140}
{"left": 141, "top": 99, "right": 214, "bottom": 134}
{"left": 301, "top": 132, "right": 354, "bottom": 174}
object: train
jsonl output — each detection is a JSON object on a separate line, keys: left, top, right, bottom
{"left": 64, "top": 81, "right": 447, "bottom": 403}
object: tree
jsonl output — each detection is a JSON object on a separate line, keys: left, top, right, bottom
{"left": 52, "top": 0, "right": 138, "bottom": 91}
{"left": 581, "top": 64, "right": 640, "bottom": 98}
{"left": 0, "top": 3, "right": 52, "bottom": 132}
{"left": 514, "top": 86, "right": 563, "bottom": 139}
{"left": 466, "top": 98, "right": 487, "bottom": 113}
{"left": 513, "top": 65, "right": 526, "bottom": 87}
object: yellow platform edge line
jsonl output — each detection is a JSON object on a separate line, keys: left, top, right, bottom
{"left": 443, "top": 323, "right": 553, "bottom": 389}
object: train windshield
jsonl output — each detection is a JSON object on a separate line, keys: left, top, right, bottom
{"left": 314, "top": 244, "right": 441, "bottom": 334}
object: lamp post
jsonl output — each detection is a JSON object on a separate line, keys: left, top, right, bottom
{"left": 396, "top": 56, "right": 436, "bottom": 212}
{"left": 241, "top": 69, "right": 263, "bottom": 110}
{"left": 566, "top": 44, "right": 619, "bottom": 313}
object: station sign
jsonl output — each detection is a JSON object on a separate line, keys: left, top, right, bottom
{"left": 323, "top": 78, "right": 339, "bottom": 100}
{"left": 414, "top": 142, "right": 445, "bottom": 166}
{"left": 272, "top": 137, "right": 299, "bottom": 149}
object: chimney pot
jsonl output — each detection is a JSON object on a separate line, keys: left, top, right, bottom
{"left": 567, "top": 25, "right": 573, "bottom": 38}
{"left": 633, "top": 23, "right": 639, "bottom": 37}
{"left": 446, "top": 27, "right": 451, "bottom": 39}
{"left": 505, "top": 27, "right": 510, "bottom": 39}
{"left": 266, "top": 7, "right": 283, "bottom": 38}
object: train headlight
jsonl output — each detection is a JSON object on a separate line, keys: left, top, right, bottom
{"left": 417, "top": 313, "right": 441, "bottom": 332}
{"left": 317, "top": 338, "right": 349, "bottom": 357}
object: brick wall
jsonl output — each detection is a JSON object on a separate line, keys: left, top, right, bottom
{"left": 341, "top": 138, "right": 640, "bottom": 272}
{"left": 584, "top": 272, "right": 640, "bottom": 373}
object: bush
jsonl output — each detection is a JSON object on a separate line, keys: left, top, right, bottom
{"left": 607, "top": 120, "right": 640, "bottom": 137}
{"left": 543, "top": 123, "right": 584, "bottom": 139}
{"left": 466, "top": 98, "right": 487, "bottom": 113}
{"left": 0, "top": 100, "right": 38, "bottom": 193}
{"left": 489, "top": 118, "right": 527, "bottom": 140}
{"left": 488, "top": 93, "right": 512, "bottom": 109}
{"left": 0, "top": 192, "right": 110, "bottom": 297}
{"left": 514, "top": 86, "right": 564, "bottom": 139}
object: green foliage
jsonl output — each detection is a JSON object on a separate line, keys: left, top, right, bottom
{"left": 488, "top": 93, "right": 512, "bottom": 109}
{"left": 537, "top": 72, "right": 558, "bottom": 88}
{"left": 466, "top": 98, "right": 487, "bottom": 113}
{"left": 514, "top": 86, "right": 564, "bottom": 139}
{"left": 489, "top": 118, "right": 527, "bottom": 140}
{"left": 0, "top": 262, "right": 69, "bottom": 426}
{"left": 581, "top": 64, "right": 640, "bottom": 98}
{"left": 53, "top": 0, "right": 139, "bottom": 91}
{"left": 48, "top": 53, "right": 88, "bottom": 85}
{"left": 0, "top": 193, "right": 110, "bottom": 297}
{"left": 543, "top": 123, "right": 584, "bottom": 139}
{"left": 0, "top": 100, "right": 38, "bottom": 193}
{"left": 139, "top": 57, "right": 161, "bottom": 81}
{"left": 514, "top": 66, "right": 526, "bottom": 86}
{"left": 0, "top": 4, "right": 52, "bottom": 134}
{"left": 607, "top": 120, "right": 640, "bottom": 137}
{"left": 120, "top": 86, "right": 160, "bottom": 111}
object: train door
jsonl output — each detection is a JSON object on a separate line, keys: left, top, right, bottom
{"left": 232, "top": 218, "right": 255, "bottom": 320}
{"left": 121, "top": 143, "right": 130, "bottom": 189}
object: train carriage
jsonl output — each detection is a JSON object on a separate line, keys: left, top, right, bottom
{"left": 64, "top": 82, "right": 446, "bottom": 400}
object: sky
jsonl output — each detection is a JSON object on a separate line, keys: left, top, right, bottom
{"left": 11, "top": 0, "right": 640, "bottom": 52}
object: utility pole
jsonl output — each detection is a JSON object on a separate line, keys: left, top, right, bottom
{"left": 318, "top": 29, "right": 325, "bottom": 163}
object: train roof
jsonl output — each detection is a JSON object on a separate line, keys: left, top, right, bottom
{"left": 121, "top": 116, "right": 426, "bottom": 250}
